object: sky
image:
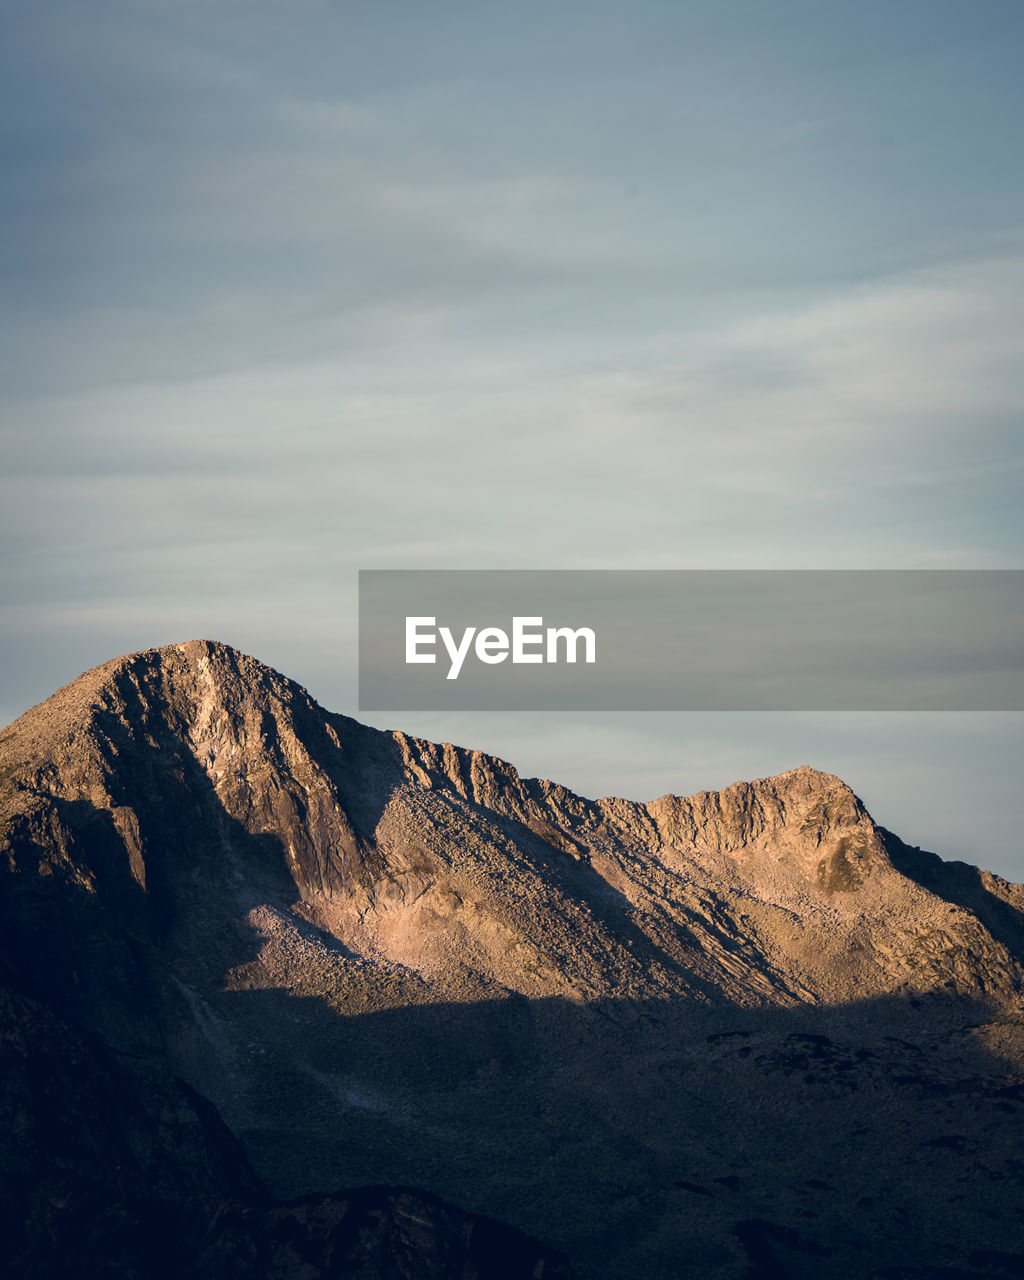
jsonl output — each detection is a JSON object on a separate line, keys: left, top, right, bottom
{"left": 1, "top": 1, "right": 1022, "bottom": 875}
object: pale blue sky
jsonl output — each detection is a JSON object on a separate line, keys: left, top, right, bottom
{"left": 2, "top": 2, "right": 1022, "bottom": 874}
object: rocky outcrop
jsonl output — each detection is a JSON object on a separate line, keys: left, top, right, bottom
{"left": 2, "top": 640, "right": 1024, "bottom": 1279}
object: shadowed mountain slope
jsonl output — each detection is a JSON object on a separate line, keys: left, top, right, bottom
{"left": 2, "top": 640, "right": 1024, "bottom": 1279}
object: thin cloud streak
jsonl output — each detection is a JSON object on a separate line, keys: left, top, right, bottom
{"left": 2, "top": 1, "right": 1022, "bottom": 876}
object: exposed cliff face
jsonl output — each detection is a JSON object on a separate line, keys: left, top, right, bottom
{"left": 3, "top": 640, "right": 1024, "bottom": 1280}
{"left": 5, "top": 639, "right": 1019, "bottom": 1014}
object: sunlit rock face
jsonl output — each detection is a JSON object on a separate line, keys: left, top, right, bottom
{"left": 3, "top": 640, "right": 1024, "bottom": 1279}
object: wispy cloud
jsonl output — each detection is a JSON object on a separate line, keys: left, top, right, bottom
{"left": 2, "top": 0, "right": 1023, "bottom": 874}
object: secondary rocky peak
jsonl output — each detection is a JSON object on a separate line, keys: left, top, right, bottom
{"left": 646, "top": 762, "right": 869, "bottom": 845}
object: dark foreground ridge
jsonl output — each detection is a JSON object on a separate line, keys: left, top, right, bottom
{"left": 2, "top": 641, "right": 1024, "bottom": 1279}
{"left": 0, "top": 986, "right": 573, "bottom": 1280}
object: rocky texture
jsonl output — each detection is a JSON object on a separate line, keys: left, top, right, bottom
{"left": 2, "top": 640, "right": 1024, "bottom": 1278}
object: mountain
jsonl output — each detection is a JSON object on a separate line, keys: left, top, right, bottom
{"left": 2, "top": 640, "right": 1023, "bottom": 1279}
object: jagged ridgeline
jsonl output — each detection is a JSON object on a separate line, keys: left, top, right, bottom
{"left": 2, "top": 640, "right": 1024, "bottom": 1280}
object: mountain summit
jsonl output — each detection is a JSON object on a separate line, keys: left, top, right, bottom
{"left": 3, "top": 641, "right": 1024, "bottom": 1279}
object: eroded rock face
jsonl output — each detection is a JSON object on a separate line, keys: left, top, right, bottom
{"left": 2, "top": 640, "right": 1024, "bottom": 1279}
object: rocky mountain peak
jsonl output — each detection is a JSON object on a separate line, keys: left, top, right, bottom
{"left": 2, "top": 640, "right": 1018, "bottom": 1016}
{"left": 4, "top": 642, "right": 1024, "bottom": 1280}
